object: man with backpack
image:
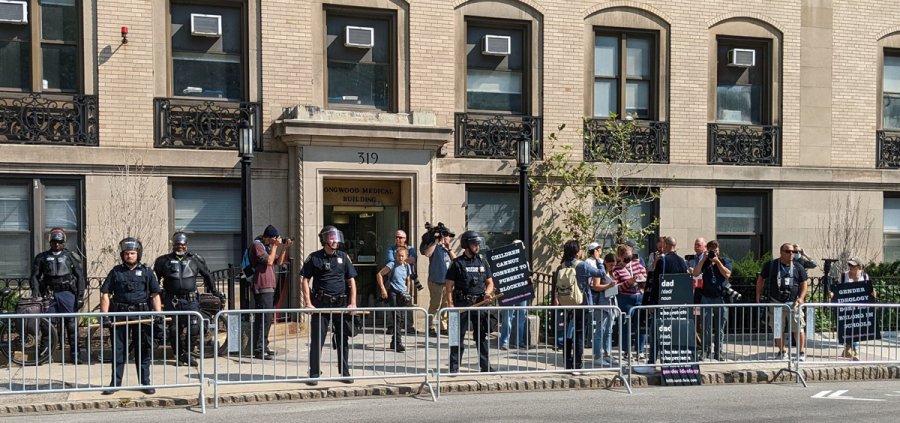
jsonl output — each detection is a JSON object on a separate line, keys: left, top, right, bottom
{"left": 691, "top": 240, "right": 732, "bottom": 361}
{"left": 552, "top": 240, "right": 606, "bottom": 372}
{"left": 248, "top": 225, "right": 292, "bottom": 360}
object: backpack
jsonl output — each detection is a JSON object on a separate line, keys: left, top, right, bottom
{"left": 241, "top": 240, "right": 263, "bottom": 280}
{"left": 556, "top": 260, "right": 584, "bottom": 306}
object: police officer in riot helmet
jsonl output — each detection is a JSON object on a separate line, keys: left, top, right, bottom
{"left": 99, "top": 237, "right": 163, "bottom": 395}
{"left": 445, "top": 230, "right": 496, "bottom": 373}
{"left": 29, "top": 228, "right": 86, "bottom": 364}
{"left": 301, "top": 225, "right": 358, "bottom": 385}
{"left": 153, "top": 232, "right": 221, "bottom": 366}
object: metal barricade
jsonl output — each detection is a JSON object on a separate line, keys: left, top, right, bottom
{"left": 628, "top": 303, "right": 806, "bottom": 386}
{"left": 800, "top": 303, "right": 900, "bottom": 367}
{"left": 211, "top": 306, "right": 434, "bottom": 407}
{"left": 1, "top": 310, "right": 207, "bottom": 413}
{"left": 435, "top": 305, "right": 630, "bottom": 397}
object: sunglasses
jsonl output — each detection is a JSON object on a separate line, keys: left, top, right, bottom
{"left": 395, "top": 236, "right": 406, "bottom": 239}
{"left": 782, "top": 249, "right": 795, "bottom": 253}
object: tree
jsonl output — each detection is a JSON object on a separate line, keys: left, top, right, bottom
{"left": 812, "top": 192, "right": 878, "bottom": 277}
{"left": 529, "top": 115, "right": 662, "bottom": 270}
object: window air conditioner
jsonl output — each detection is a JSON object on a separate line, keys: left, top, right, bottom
{"left": 0, "top": 0, "right": 28, "bottom": 25}
{"left": 345, "top": 26, "right": 374, "bottom": 48}
{"left": 482, "top": 35, "right": 511, "bottom": 56}
{"left": 190, "top": 13, "right": 222, "bottom": 37}
{"left": 727, "top": 48, "right": 756, "bottom": 67}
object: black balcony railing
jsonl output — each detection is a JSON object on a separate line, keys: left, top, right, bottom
{"left": 877, "top": 130, "right": 900, "bottom": 169}
{"left": 583, "top": 119, "right": 669, "bottom": 163}
{"left": 454, "top": 113, "right": 543, "bottom": 160}
{"left": 0, "top": 93, "right": 99, "bottom": 146}
{"left": 707, "top": 123, "right": 781, "bottom": 166}
{"left": 153, "top": 98, "right": 262, "bottom": 150}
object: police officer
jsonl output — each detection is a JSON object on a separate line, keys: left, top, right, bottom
{"left": 99, "top": 237, "right": 162, "bottom": 395}
{"left": 153, "top": 232, "right": 221, "bottom": 366}
{"left": 301, "top": 225, "right": 358, "bottom": 385}
{"left": 29, "top": 228, "right": 86, "bottom": 364}
{"left": 445, "top": 230, "right": 495, "bottom": 373}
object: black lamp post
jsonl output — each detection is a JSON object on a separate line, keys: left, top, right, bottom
{"left": 237, "top": 118, "right": 254, "bottom": 311}
{"left": 517, "top": 137, "right": 532, "bottom": 268}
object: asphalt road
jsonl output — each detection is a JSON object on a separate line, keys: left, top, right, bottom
{"left": 6, "top": 380, "right": 900, "bottom": 422}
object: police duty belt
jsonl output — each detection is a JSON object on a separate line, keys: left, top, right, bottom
{"left": 87, "top": 317, "right": 172, "bottom": 328}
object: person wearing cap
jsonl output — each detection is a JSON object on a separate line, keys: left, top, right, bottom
{"left": 249, "top": 225, "right": 292, "bottom": 360}
{"left": 830, "top": 257, "right": 876, "bottom": 361}
{"left": 584, "top": 242, "right": 615, "bottom": 364}
{"left": 29, "top": 228, "right": 86, "bottom": 364}
{"left": 153, "top": 232, "right": 220, "bottom": 366}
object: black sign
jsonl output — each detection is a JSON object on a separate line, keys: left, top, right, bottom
{"left": 485, "top": 242, "right": 533, "bottom": 306}
{"left": 832, "top": 281, "right": 881, "bottom": 344}
{"left": 657, "top": 273, "right": 702, "bottom": 386}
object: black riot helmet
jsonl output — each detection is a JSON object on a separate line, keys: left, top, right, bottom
{"left": 318, "top": 225, "right": 345, "bottom": 246}
{"left": 119, "top": 237, "right": 143, "bottom": 262}
{"left": 48, "top": 228, "right": 66, "bottom": 243}
{"left": 460, "top": 230, "right": 484, "bottom": 249}
{"left": 172, "top": 231, "right": 188, "bottom": 245}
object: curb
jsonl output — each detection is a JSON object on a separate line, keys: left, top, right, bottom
{"left": 3, "top": 365, "right": 899, "bottom": 415}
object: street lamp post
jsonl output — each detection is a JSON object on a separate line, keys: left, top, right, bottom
{"left": 237, "top": 118, "right": 254, "bottom": 311}
{"left": 517, "top": 137, "right": 532, "bottom": 268}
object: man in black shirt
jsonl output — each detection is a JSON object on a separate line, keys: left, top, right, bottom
{"left": 445, "top": 231, "right": 495, "bottom": 373}
{"left": 301, "top": 225, "right": 358, "bottom": 385}
{"left": 692, "top": 240, "right": 733, "bottom": 360}
{"left": 755, "top": 243, "right": 809, "bottom": 361}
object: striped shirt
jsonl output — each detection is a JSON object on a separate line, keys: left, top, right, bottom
{"left": 611, "top": 261, "right": 648, "bottom": 295}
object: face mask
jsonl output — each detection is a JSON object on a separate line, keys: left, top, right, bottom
{"left": 623, "top": 256, "right": 632, "bottom": 263}
{"left": 176, "top": 250, "right": 185, "bottom": 256}
{"left": 793, "top": 253, "right": 801, "bottom": 260}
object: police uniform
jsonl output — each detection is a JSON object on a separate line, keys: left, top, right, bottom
{"left": 301, "top": 249, "right": 358, "bottom": 378}
{"left": 30, "top": 248, "right": 85, "bottom": 360}
{"left": 446, "top": 253, "right": 493, "bottom": 373}
{"left": 101, "top": 263, "right": 161, "bottom": 387}
{"left": 153, "top": 252, "right": 215, "bottom": 360}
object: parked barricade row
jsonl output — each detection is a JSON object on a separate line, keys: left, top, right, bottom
{"left": 211, "top": 307, "right": 433, "bottom": 407}
{"left": 434, "top": 305, "right": 630, "bottom": 397}
{"left": 800, "top": 303, "right": 900, "bottom": 366}
{"left": 0, "top": 311, "right": 207, "bottom": 412}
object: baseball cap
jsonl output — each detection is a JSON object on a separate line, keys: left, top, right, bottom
{"left": 587, "top": 242, "right": 601, "bottom": 253}
{"left": 847, "top": 257, "right": 861, "bottom": 267}
{"left": 263, "top": 225, "right": 279, "bottom": 238}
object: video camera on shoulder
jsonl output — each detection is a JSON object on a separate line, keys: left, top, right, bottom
{"left": 424, "top": 222, "right": 455, "bottom": 239}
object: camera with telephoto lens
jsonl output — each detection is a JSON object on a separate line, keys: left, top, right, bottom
{"left": 721, "top": 280, "right": 742, "bottom": 302}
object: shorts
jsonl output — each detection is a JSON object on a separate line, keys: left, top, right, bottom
{"left": 767, "top": 302, "right": 805, "bottom": 334}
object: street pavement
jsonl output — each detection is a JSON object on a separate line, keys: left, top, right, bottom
{"left": 3, "top": 379, "right": 900, "bottom": 422}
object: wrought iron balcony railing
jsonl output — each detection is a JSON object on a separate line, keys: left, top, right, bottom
{"left": 707, "top": 123, "right": 781, "bottom": 166}
{"left": 877, "top": 130, "right": 900, "bottom": 169}
{"left": 0, "top": 93, "right": 99, "bottom": 146}
{"left": 583, "top": 119, "right": 669, "bottom": 163}
{"left": 153, "top": 98, "right": 262, "bottom": 150}
{"left": 454, "top": 113, "right": 543, "bottom": 160}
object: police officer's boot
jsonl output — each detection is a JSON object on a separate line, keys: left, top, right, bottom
{"left": 389, "top": 335, "right": 406, "bottom": 353}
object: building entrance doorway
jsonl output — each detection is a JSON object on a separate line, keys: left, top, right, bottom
{"left": 323, "top": 179, "right": 407, "bottom": 307}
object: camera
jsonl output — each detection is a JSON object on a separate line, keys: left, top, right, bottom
{"left": 423, "top": 222, "right": 455, "bottom": 244}
{"left": 278, "top": 236, "right": 292, "bottom": 243}
{"left": 707, "top": 250, "right": 716, "bottom": 259}
{"left": 413, "top": 278, "right": 424, "bottom": 291}
{"left": 721, "top": 281, "right": 742, "bottom": 303}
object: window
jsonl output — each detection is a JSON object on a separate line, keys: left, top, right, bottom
{"left": 170, "top": 2, "right": 243, "bottom": 100}
{"left": 715, "top": 37, "right": 770, "bottom": 124}
{"left": 466, "top": 22, "right": 526, "bottom": 114}
{"left": 884, "top": 196, "right": 900, "bottom": 261}
{"left": 0, "top": 178, "right": 82, "bottom": 277}
{"left": 466, "top": 187, "right": 519, "bottom": 249}
{"left": 593, "top": 31, "right": 656, "bottom": 119}
{"left": 716, "top": 191, "right": 769, "bottom": 260}
{"left": 172, "top": 184, "right": 240, "bottom": 271}
{"left": 883, "top": 52, "right": 900, "bottom": 129}
{"left": 325, "top": 7, "right": 394, "bottom": 110}
{"left": 0, "top": 0, "right": 80, "bottom": 92}
{"left": 594, "top": 192, "right": 658, "bottom": 259}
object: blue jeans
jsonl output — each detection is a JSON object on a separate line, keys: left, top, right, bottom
{"left": 499, "top": 300, "right": 529, "bottom": 347}
{"left": 593, "top": 296, "right": 615, "bottom": 358}
{"left": 616, "top": 292, "right": 644, "bottom": 356}
{"left": 700, "top": 296, "right": 727, "bottom": 358}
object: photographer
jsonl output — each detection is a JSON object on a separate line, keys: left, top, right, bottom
{"left": 692, "top": 240, "right": 733, "bottom": 361}
{"left": 420, "top": 222, "right": 456, "bottom": 337}
{"left": 249, "top": 225, "right": 292, "bottom": 360}
{"left": 755, "top": 243, "right": 809, "bottom": 361}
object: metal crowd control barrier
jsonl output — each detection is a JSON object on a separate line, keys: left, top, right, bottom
{"left": 800, "top": 303, "right": 900, "bottom": 367}
{"left": 628, "top": 303, "right": 806, "bottom": 386}
{"left": 211, "top": 307, "right": 434, "bottom": 407}
{"left": 1, "top": 310, "right": 207, "bottom": 413}
{"left": 435, "top": 305, "right": 631, "bottom": 398}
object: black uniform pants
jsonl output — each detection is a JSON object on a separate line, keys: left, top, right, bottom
{"left": 47, "top": 290, "right": 78, "bottom": 357}
{"left": 449, "top": 306, "right": 490, "bottom": 373}
{"left": 252, "top": 292, "right": 275, "bottom": 354}
{"left": 110, "top": 317, "right": 152, "bottom": 386}
{"left": 164, "top": 294, "right": 200, "bottom": 358}
{"left": 308, "top": 303, "right": 351, "bottom": 378}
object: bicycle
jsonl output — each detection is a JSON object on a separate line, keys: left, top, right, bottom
{"left": 0, "top": 288, "right": 58, "bottom": 366}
